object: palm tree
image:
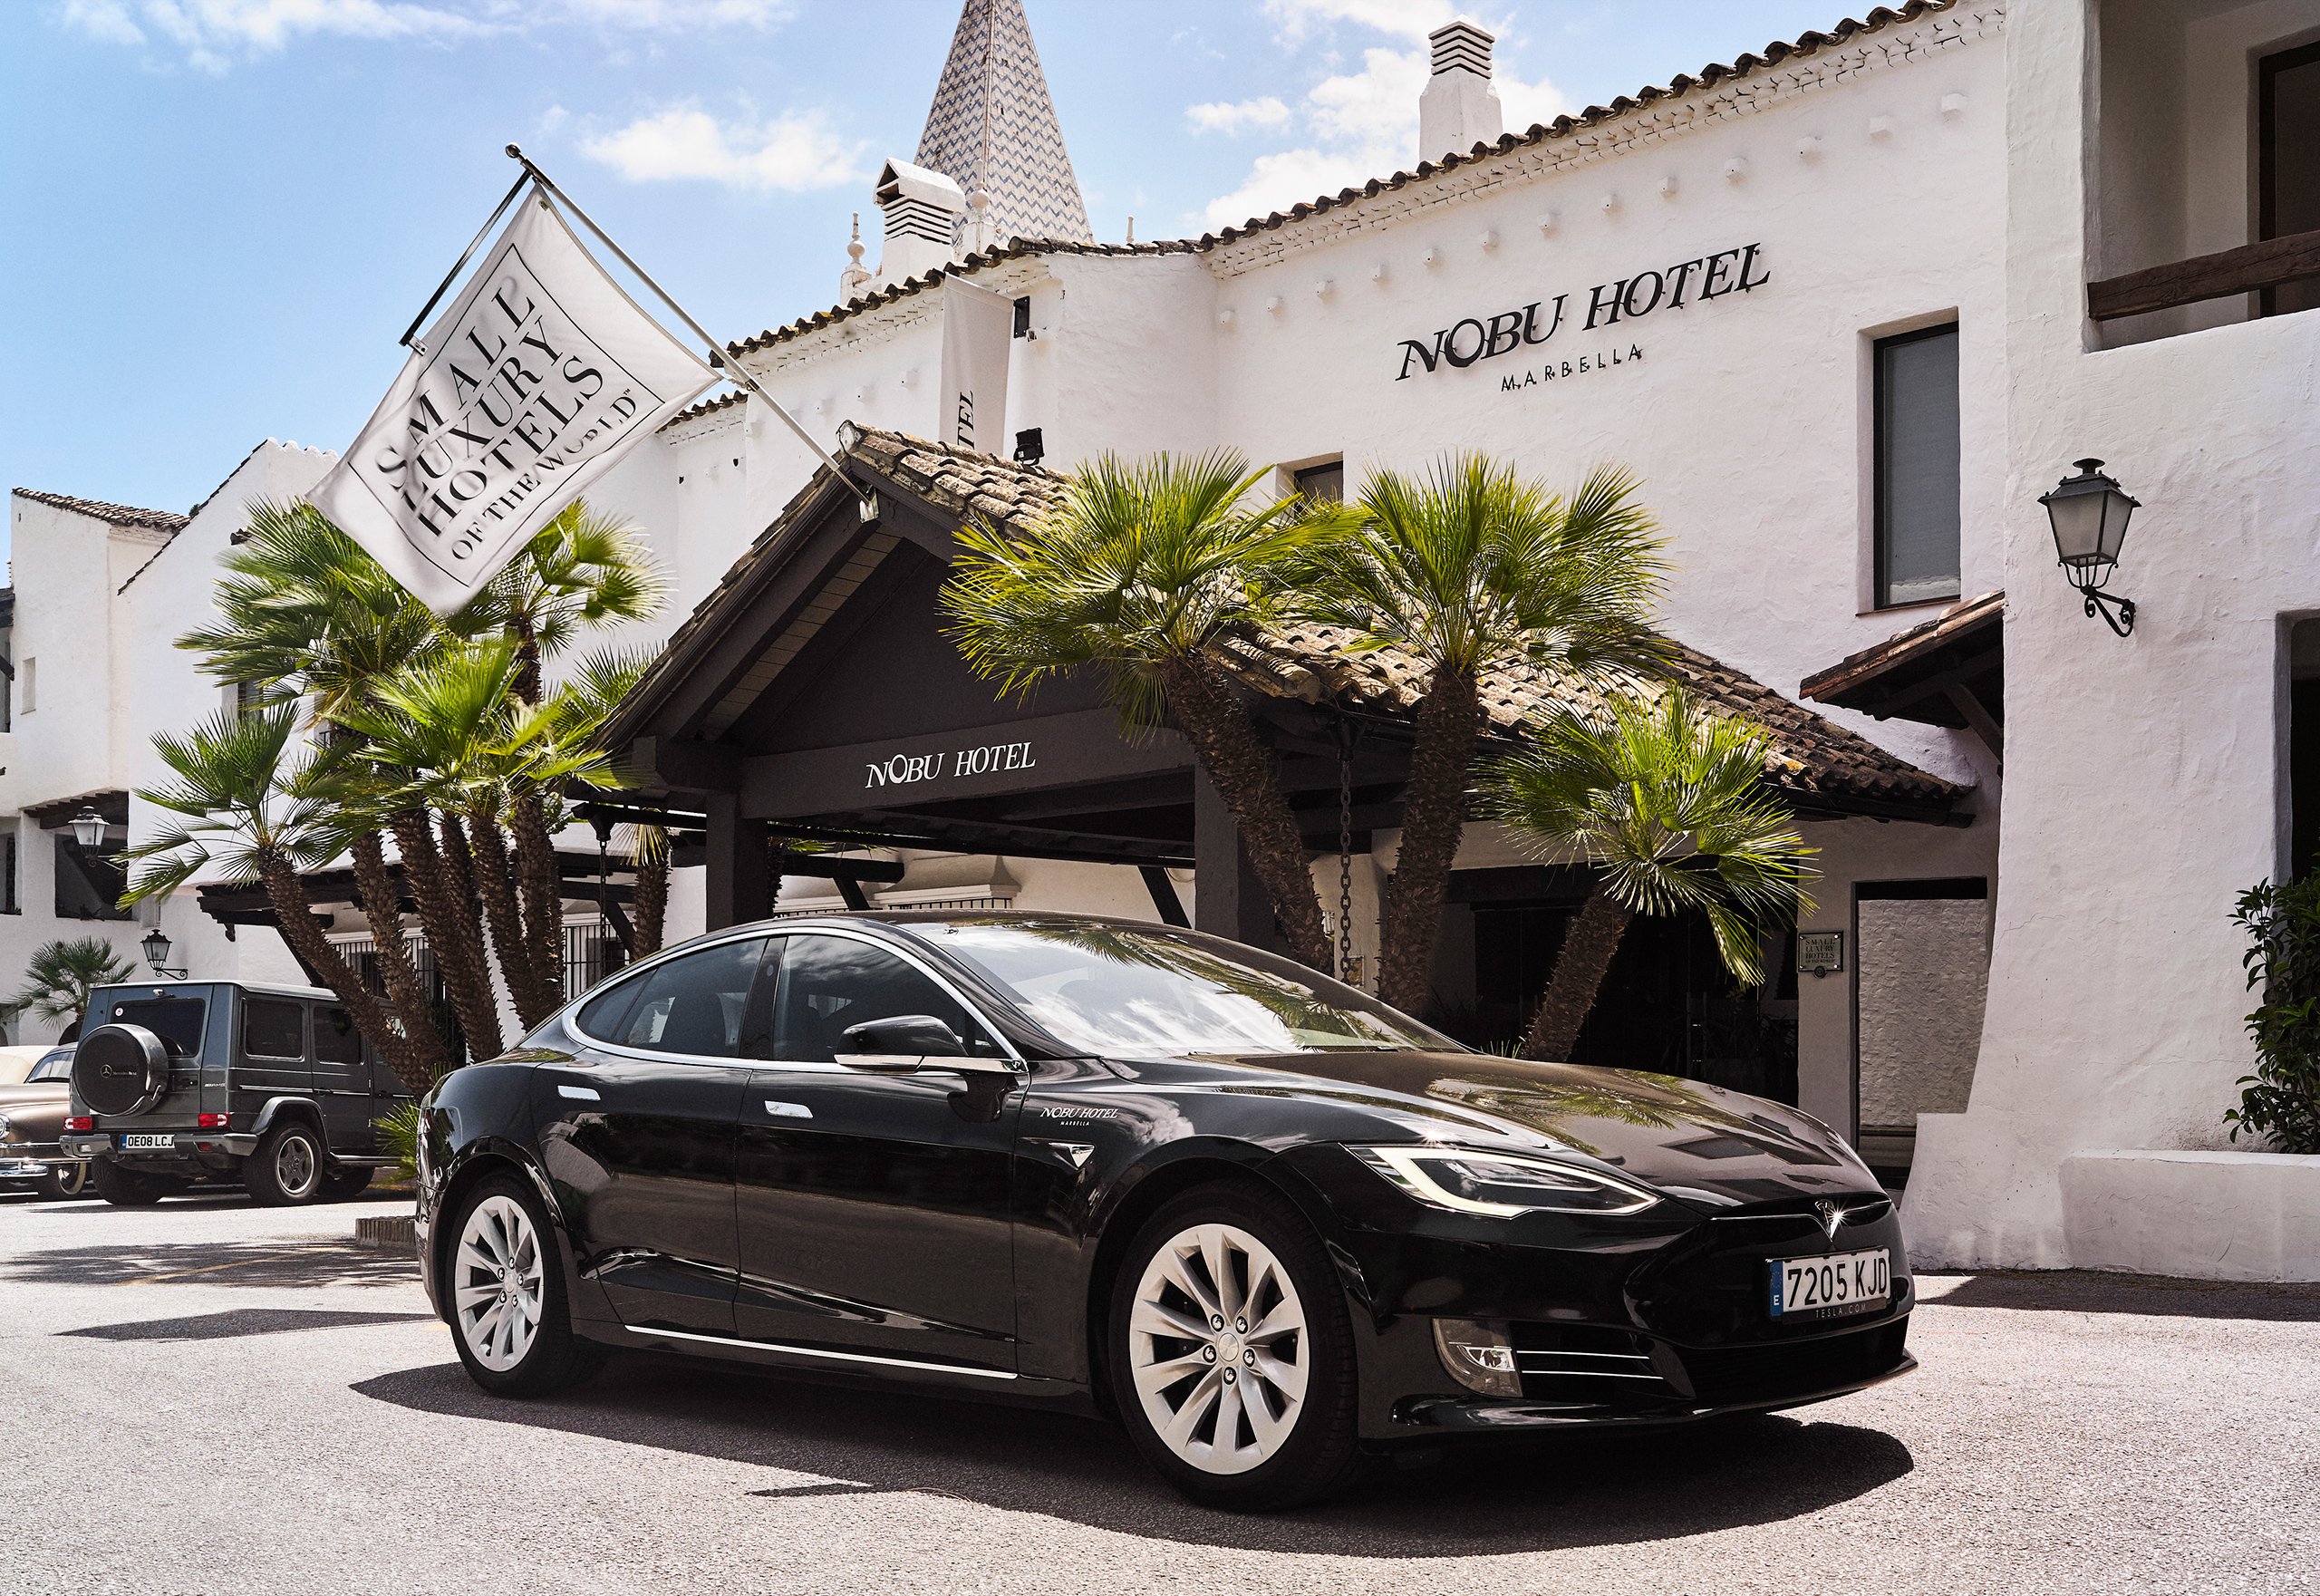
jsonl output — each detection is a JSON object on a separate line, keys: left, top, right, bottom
{"left": 333, "top": 640, "right": 640, "bottom": 1035}
{"left": 941, "top": 450, "right": 1338, "bottom": 970}
{"left": 1298, "top": 457, "right": 1666, "bottom": 1014}
{"left": 170, "top": 499, "right": 665, "bottom": 1059}
{"left": 1481, "top": 687, "right": 1817, "bottom": 1061}
{"left": 5, "top": 937, "right": 136, "bottom": 1041}
{"left": 461, "top": 502, "right": 666, "bottom": 704}
{"left": 119, "top": 705, "right": 437, "bottom": 1090}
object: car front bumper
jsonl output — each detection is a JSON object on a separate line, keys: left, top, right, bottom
{"left": 1268, "top": 1144, "right": 1919, "bottom": 1440}
{"left": 0, "top": 1145, "right": 78, "bottom": 1185}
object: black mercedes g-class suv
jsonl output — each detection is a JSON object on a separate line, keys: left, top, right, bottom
{"left": 58, "top": 981, "right": 412, "bottom": 1206}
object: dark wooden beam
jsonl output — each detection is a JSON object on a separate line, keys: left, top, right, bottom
{"left": 2088, "top": 227, "right": 2320, "bottom": 321}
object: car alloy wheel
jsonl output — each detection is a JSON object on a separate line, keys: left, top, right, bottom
{"left": 273, "top": 1132, "right": 318, "bottom": 1200}
{"left": 455, "top": 1193, "right": 546, "bottom": 1373}
{"left": 1126, "top": 1221, "right": 1310, "bottom": 1476}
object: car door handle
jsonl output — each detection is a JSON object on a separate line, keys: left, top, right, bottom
{"left": 557, "top": 1084, "right": 602, "bottom": 1102}
{"left": 762, "top": 1100, "right": 813, "bottom": 1119}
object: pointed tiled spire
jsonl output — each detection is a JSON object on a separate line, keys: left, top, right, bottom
{"left": 914, "top": 0, "right": 1093, "bottom": 245}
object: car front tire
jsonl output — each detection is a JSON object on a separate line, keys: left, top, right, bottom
{"left": 91, "top": 1158, "right": 181, "bottom": 1206}
{"left": 443, "top": 1173, "right": 604, "bottom": 1398}
{"left": 1106, "top": 1181, "right": 1362, "bottom": 1511}
{"left": 244, "top": 1122, "right": 326, "bottom": 1206}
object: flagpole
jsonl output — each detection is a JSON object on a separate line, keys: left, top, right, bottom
{"left": 503, "top": 144, "right": 876, "bottom": 519}
{"left": 399, "top": 169, "right": 532, "bottom": 352}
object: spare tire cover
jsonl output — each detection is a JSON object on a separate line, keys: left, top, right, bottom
{"left": 72, "top": 1024, "right": 171, "bottom": 1117}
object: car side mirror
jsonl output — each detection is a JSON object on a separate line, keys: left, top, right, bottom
{"left": 836, "top": 1014, "right": 1014, "bottom": 1077}
{"left": 839, "top": 1014, "right": 966, "bottom": 1059}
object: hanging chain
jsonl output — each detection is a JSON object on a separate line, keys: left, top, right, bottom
{"left": 1337, "top": 721, "right": 1358, "bottom": 985}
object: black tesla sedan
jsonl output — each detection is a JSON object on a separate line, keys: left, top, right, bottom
{"left": 417, "top": 913, "right": 1913, "bottom": 1509}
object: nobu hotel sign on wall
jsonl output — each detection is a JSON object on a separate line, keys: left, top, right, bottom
{"left": 1394, "top": 242, "right": 1770, "bottom": 382}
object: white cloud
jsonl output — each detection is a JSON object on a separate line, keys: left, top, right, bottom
{"left": 1185, "top": 96, "right": 1291, "bottom": 135}
{"left": 58, "top": 0, "right": 791, "bottom": 67}
{"left": 1261, "top": 0, "right": 1454, "bottom": 43}
{"left": 1200, "top": 34, "right": 1562, "bottom": 231}
{"left": 582, "top": 104, "right": 865, "bottom": 193}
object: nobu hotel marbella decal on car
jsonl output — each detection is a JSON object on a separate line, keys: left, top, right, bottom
{"left": 1395, "top": 242, "right": 1770, "bottom": 383}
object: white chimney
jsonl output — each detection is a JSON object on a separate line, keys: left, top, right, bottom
{"left": 1419, "top": 19, "right": 1503, "bottom": 164}
{"left": 874, "top": 158, "right": 968, "bottom": 286}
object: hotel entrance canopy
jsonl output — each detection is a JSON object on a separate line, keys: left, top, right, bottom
{"left": 604, "top": 428, "right": 1970, "bottom": 938}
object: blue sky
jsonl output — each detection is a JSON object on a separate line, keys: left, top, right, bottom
{"left": 2, "top": 0, "right": 1851, "bottom": 554}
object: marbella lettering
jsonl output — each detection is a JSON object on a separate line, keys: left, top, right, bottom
{"left": 1500, "top": 343, "right": 1645, "bottom": 390}
{"left": 1394, "top": 242, "right": 1769, "bottom": 382}
{"left": 864, "top": 740, "right": 1039, "bottom": 790}
{"left": 366, "top": 245, "right": 659, "bottom": 576}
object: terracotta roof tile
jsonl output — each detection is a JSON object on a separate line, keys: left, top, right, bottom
{"left": 1800, "top": 590, "right": 2005, "bottom": 704}
{"left": 11, "top": 488, "right": 189, "bottom": 533}
{"left": 620, "top": 431, "right": 1962, "bottom": 817}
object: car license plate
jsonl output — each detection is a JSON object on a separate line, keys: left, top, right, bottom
{"left": 1769, "top": 1248, "right": 1890, "bottom": 1320}
{"left": 118, "top": 1134, "right": 177, "bottom": 1151}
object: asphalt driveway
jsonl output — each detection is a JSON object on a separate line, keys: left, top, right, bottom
{"left": 2, "top": 1187, "right": 2315, "bottom": 1595}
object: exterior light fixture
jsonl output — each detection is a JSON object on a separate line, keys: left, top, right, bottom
{"left": 2039, "top": 458, "right": 2141, "bottom": 637}
{"left": 1012, "top": 428, "right": 1045, "bottom": 467}
{"left": 141, "top": 928, "right": 188, "bottom": 982}
{"left": 69, "top": 808, "right": 109, "bottom": 851}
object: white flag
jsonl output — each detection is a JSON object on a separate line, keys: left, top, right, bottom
{"left": 309, "top": 188, "right": 718, "bottom": 614}
{"left": 939, "top": 276, "right": 1014, "bottom": 456}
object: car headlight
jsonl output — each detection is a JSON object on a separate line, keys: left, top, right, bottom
{"left": 1350, "top": 1145, "right": 1661, "bottom": 1216}
{"left": 0, "top": 1113, "right": 14, "bottom": 1140}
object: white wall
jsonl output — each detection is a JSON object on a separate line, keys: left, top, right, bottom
{"left": 1907, "top": 0, "right": 2320, "bottom": 1268}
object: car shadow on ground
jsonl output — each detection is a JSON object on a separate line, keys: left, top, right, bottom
{"left": 61, "top": 1307, "right": 436, "bottom": 1341}
{"left": 1920, "top": 1270, "right": 2320, "bottom": 1322}
{"left": 354, "top": 1357, "right": 1913, "bottom": 1555}
{"left": 0, "top": 1235, "right": 418, "bottom": 1290}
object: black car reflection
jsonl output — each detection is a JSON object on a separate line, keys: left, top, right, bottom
{"left": 417, "top": 914, "right": 1912, "bottom": 1510}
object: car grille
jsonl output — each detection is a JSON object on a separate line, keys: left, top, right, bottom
{"left": 1674, "top": 1318, "right": 1911, "bottom": 1406}
{"left": 1511, "top": 1323, "right": 1677, "bottom": 1404}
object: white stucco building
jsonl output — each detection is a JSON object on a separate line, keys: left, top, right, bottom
{"left": 13, "top": 0, "right": 2320, "bottom": 1276}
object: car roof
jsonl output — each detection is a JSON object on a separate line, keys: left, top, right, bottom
{"left": 93, "top": 980, "right": 341, "bottom": 1002}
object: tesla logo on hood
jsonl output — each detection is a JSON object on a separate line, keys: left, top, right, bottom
{"left": 1813, "top": 1199, "right": 1850, "bottom": 1240}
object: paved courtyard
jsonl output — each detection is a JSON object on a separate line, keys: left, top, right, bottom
{"left": 2, "top": 1187, "right": 2315, "bottom": 1596}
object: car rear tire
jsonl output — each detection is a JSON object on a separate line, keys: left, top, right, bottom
{"left": 35, "top": 1161, "right": 91, "bottom": 1200}
{"left": 91, "top": 1158, "right": 181, "bottom": 1206}
{"left": 1106, "top": 1181, "right": 1362, "bottom": 1511}
{"left": 244, "top": 1122, "right": 326, "bottom": 1206}
{"left": 443, "top": 1174, "right": 603, "bottom": 1398}
{"left": 321, "top": 1167, "right": 374, "bottom": 1200}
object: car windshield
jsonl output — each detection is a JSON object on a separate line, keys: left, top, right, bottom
{"left": 28, "top": 1050, "right": 73, "bottom": 1082}
{"left": 919, "top": 921, "right": 1455, "bottom": 1058}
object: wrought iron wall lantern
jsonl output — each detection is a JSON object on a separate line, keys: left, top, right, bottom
{"left": 140, "top": 928, "right": 188, "bottom": 982}
{"left": 69, "top": 807, "right": 111, "bottom": 851}
{"left": 2039, "top": 458, "right": 2141, "bottom": 637}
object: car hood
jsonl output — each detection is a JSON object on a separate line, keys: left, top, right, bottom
{"left": 1206, "top": 1049, "right": 1878, "bottom": 1207}
{"left": 0, "top": 1082, "right": 66, "bottom": 1110}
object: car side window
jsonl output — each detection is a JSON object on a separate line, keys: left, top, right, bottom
{"left": 244, "top": 999, "right": 304, "bottom": 1060}
{"left": 772, "top": 934, "right": 999, "bottom": 1064}
{"left": 316, "top": 1006, "right": 363, "bottom": 1066}
{"left": 600, "top": 937, "right": 768, "bottom": 1059}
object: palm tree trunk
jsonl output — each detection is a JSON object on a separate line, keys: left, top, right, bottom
{"left": 1518, "top": 885, "right": 1633, "bottom": 1060}
{"left": 1155, "top": 652, "right": 1330, "bottom": 971}
{"left": 508, "top": 788, "right": 567, "bottom": 1015}
{"left": 466, "top": 813, "right": 555, "bottom": 1029}
{"left": 257, "top": 855, "right": 425, "bottom": 1091}
{"left": 632, "top": 832, "right": 668, "bottom": 958}
{"left": 1377, "top": 670, "right": 1481, "bottom": 1015}
{"left": 347, "top": 829, "right": 448, "bottom": 1084}
{"left": 509, "top": 618, "right": 542, "bottom": 706}
{"left": 390, "top": 809, "right": 505, "bottom": 1059}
